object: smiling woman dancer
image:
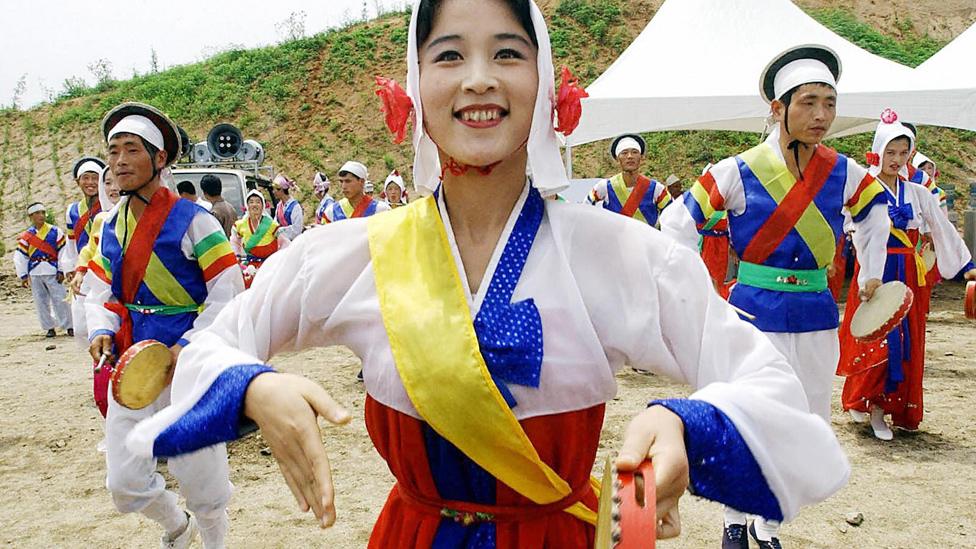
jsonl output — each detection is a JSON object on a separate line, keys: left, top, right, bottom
{"left": 126, "top": 1, "right": 850, "bottom": 546}
{"left": 837, "top": 112, "right": 975, "bottom": 441}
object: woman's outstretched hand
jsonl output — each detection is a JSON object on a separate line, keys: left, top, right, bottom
{"left": 615, "top": 405, "right": 689, "bottom": 540}
{"left": 244, "top": 372, "right": 352, "bottom": 528}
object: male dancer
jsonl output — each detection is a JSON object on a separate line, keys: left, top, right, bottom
{"left": 661, "top": 45, "right": 890, "bottom": 548}
{"left": 322, "top": 161, "right": 390, "bottom": 223}
{"left": 15, "top": 202, "right": 72, "bottom": 337}
{"left": 587, "top": 133, "right": 671, "bottom": 226}
{"left": 64, "top": 157, "right": 107, "bottom": 282}
{"left": 86, "top": 102, "right": 243, "bottom": 549}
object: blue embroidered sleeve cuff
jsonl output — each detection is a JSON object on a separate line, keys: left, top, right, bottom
{"left": 153, "top": 364, "right": 274, "bottom": 457}
{"left": 650, "top": 398, "right": 783, "bottom": 521}
{"left": 89, "top": 329, "right": 115, "bottom": 343}
{"left": 176, "top": 337, "right": 190, "bottom": 347}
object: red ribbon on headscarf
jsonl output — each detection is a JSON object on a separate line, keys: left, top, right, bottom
{"left": 865, "top": 152, "right": 880, "bottom": 166}
{"left": 375, "top": 76, "right": 414, "bottom": 144}
{"left": 554, "top": 67, "right": 588, "bottom": 136}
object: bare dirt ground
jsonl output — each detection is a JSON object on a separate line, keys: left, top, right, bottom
{"left": 0, "top": 281, "right": 973, "bottom": 548}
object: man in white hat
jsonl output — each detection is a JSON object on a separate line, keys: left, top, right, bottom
{"left": 664, "top": 173, "right": 683, "bottom": 200}
{"left": 587, "top": 133, "right": 672, "bottom": 226}
{"left": 312, "top": 172, "right": 335, "bottom": 224}
{"left": 322, "top": 160, "right": 390, "bottom": 223}
{"left": 661, "top": 45, "right": 891, "bottom": 548}
{"left": 271, "top": 173, "right": 304, "bottom": 240}
{"left": 14, "top": 202, "right": 72, "bottom": 337}
{"left": 85, "top": 102, "right": 244, "bottom": 549}
{"left": 64, "top": 156, "right": 107, "bottom": 282}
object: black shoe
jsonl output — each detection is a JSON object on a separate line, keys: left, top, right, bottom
{"left": 357, "top": 369, "right": 364, "bottom": 382}
{"left": 749, "top": 522, "right": 782, "bottom": 549}
{"left": 67, "top": 328, "right": 74, "bottom": 337}
{"left": 46, "top": 329, "right": 56, "bottom": 338}
{"left": 722, "top": 523, "right": 749, "bottom": 549}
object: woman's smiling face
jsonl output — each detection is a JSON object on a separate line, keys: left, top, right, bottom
{"left": 418, "top": 0, "right": 539, "bottom": 168}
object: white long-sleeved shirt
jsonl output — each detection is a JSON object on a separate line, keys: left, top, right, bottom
{"left": 883, "top": 178, "right": 972, "bottom": 278}
{"left": 85, "top": 198, "right": 244, "bottom": 344}
{"left": 274, "top": 198, "right": 304, "bottom": 241}
{"left": 131, "top": 183, "right": 849, "bottom": 521}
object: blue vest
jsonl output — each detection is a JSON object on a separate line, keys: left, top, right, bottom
{"left": 101, "top": 200, "right": 208, "bottom": 346}
{"left": 727, "top": 149, "right": 849, "bottom": 333}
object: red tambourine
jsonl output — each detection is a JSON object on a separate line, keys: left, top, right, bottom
{"left": 965, "top": 281, "right": 975, "bottom": 320}
{"left": 111, "top": 339, "right": 174, "bottom": 409}
{"left": 850, "top": 281, "right": 914, "bottom": 342}
{"left": 595, "top": 458, "right": 656, "bottom": 549}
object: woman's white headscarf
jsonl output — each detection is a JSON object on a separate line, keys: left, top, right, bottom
{"left": 406, "top": 0, "right": 568, "bottom": 196}
{"left": 98, "top": 166, "right": 121, "bottom": 213}
{"left": 245, "top": 188, "right": 268, "bottom": 211}
{"left": 911, "top": 151, "right": 935, "bottom": 171}
{"left": 868, "top": 110, "right": 914, "bottom": 179}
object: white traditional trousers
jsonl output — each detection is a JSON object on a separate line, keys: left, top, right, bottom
{"left": 29, "top": 274, "right": 71, "bottom": 331}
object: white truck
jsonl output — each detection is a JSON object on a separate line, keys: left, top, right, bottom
{"left": 168, "top": 164, "right": 274, "bottom": 216}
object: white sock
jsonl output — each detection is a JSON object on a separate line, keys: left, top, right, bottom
{"left": 753, "top": 517, "right": 781, "bottom": 541}
{"left": 870, "top": 405, "right": 893, "bottom": 439}
{"left": 724, "top": 507, "right": 748, "bottom": 526}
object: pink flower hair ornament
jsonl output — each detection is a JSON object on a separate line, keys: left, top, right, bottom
{"left": 880, "top": 108, "right": 898, "bottom": 124}
{"left": 375, "top": 76, "right": 414, "bottom": 144}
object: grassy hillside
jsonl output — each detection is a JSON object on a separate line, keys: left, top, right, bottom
{"left": 1, "top": 0, "right": 974, "bottom": 252}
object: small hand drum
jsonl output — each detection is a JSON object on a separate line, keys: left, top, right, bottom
{"left": 850, "top": 281, "right": 914, "bottom": 342}
{"left": 111, "top": 339, "right": 174, "bottom": 409}
{"left": 921, "top": 246, "right": 937, "bottom": 273}
{"left": 594, "top": 457, "right": 656, "bottom": 549}
{"left": 965, "top": 281, "right": 975, "bottom": 320}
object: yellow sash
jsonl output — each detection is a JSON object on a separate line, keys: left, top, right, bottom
{"left": 609, "top": 174, "right": 648, "bottom": 224}
{"left": 738, "top": 145, "right": 837, "bottom": 267}
{"left": 889, "top": 228, "right": 927, "bottom": 286}
{"left": 366, "top": 195, "right": 597, "bottom": 525}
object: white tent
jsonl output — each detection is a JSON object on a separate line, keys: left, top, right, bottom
{"left": 913, "top": 22, "right": 976, "bottom": 116}
{"left": 916, "top": 22, "right": 976, "bottom": 88}
{"left": 833, "top": 22, "right": 976, "bottom": 138}
{"left": 565, "top": 0, "right": 976, "bottom": 148}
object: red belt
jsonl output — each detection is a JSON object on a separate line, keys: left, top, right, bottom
{"left": 392, "top": 477, "right": 593, "bottom": 525}
{"left": 888, "top": 247, "right": 915, "bottom": 256}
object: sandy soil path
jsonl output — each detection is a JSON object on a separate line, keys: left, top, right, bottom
{"left": 0, "top": 282, "right": 973, "bottom": 548}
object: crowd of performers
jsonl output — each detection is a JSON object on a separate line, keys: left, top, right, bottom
{"left": 9, "top": 0, "right": 976, "bottom": 548}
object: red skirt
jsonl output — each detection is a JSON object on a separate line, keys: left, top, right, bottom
{"left": 364, "top": 395, "right": 602, "bottom": 548}
{"left": 837, "top": 250, "right": 926, "bottom": 430}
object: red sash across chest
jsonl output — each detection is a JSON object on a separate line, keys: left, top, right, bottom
{"left": 74, "top": 201, "right": 101, "bottom": 242}
{"left": 619, "top": 176, "right": 651, "bottom": 218}
{"left": 22, "top": 232, "right": 58, "bottom": 260}
{"left": 352, "top": 195, "right": 374, "bottom": 218}
{"left": 104, "top": 188, "right": 180, "bottom": 352}
{"left": 740, "top": 146, "right": 837, "bottom": 264}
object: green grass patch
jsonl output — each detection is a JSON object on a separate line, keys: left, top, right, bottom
{"left": 807, "top": 9, "right": 945, "bottom": 67}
